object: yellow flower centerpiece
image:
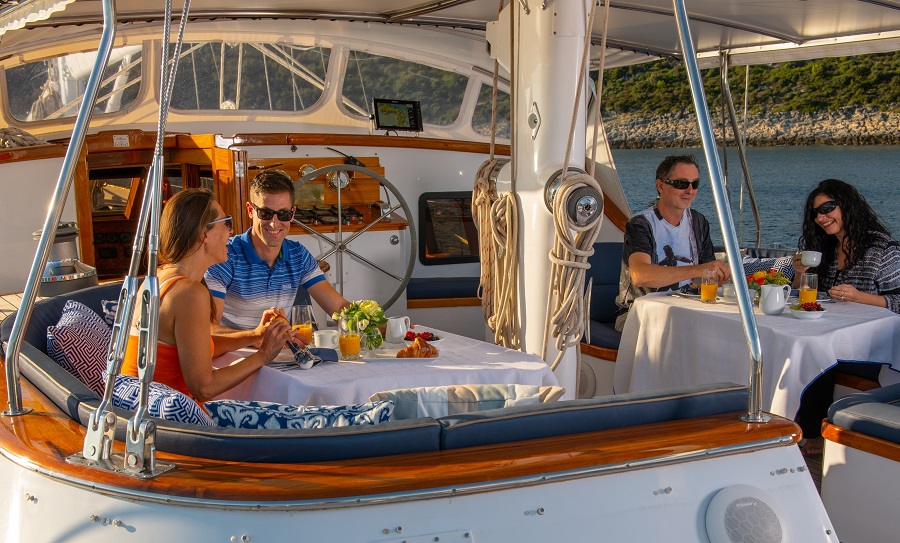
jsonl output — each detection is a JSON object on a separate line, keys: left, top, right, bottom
{"left": 333, "top": 300, "right": 388, "bottom": 351}
{"left": 746, "top": 269, "right": 791, "bottom": 292}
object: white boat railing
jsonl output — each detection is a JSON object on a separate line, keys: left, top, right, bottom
{"left": 673, "top": 0, "right": 768, "bottom": 423}
{"left": 2, "top": 0, "right": 117, "bottom": 417}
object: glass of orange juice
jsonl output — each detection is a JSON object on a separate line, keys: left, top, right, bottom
{"left": 289, "top": 305, "right": 315, "bottom": 345}
{"left": 338, "top": 315, "right": 361, "bottom": 360}
{"left": 799, "top": 273, "right": 818, "bottom": 304}
{"left": 700, "top": 269, "right": 718, "bottom": 304}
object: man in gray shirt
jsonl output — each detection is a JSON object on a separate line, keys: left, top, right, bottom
{"left": 615, "top": 154, "right": 731, "bottom": 331}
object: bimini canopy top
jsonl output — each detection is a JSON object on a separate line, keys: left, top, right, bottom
{"left": 1, "top": 0, "right": 900, "bottom": 68}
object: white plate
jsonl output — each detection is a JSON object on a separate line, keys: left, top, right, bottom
{"left": 364, "top": 344, "right": 441, "bottom": 361}
{"left": 789, "top": 308, "right": 827, "bottom": 320}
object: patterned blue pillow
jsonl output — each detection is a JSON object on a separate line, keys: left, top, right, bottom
{"left": 100, "top": 299, "right": 119, "bottom": 327}
{"left": 47, "top": 300, "right": 111, "bottom": 396}
{"left": 113, "top": 375, "right": 215, "bottom": 426}
{"left": 204, "top": 399, "right": 393, "bottom": 429}
{"left": 742, "top": 255, "right": 796, "bottom": 281}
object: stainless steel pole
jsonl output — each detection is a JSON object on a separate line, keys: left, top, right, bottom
{"left": 672, "top": 0, "right": 769, "bottom": 423}
{"left": 3, "top": 0, "right": 117, "bottom": 416}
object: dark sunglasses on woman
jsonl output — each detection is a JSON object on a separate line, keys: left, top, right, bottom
{"left": 812, "top": 201, "right": 838, "bottom": 216}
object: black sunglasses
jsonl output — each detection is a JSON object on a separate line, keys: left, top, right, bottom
{"left": 664, "top": 178, "right": 700, "bottom": 190}
{"left": 812, "top": 201, "right": 838, "bottom": 216}
{"left": 207, "top": 215, "right": 233, "bottom": 230}
{"left": 251, "top": 202, "right": 295, "bottom": 222}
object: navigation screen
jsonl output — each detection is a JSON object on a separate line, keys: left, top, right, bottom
{"left": 373, "top": 98, "right": 423, "bottom": 132}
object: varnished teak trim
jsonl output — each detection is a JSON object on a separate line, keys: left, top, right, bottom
{"left": 822, "top": 421, "right": 900, "bottom": 463}
{"left": 0, "top": 357, "right": 798, "bottom": 504}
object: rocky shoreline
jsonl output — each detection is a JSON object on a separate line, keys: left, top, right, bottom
{"left": 604, "top": 107, "right": 900, "bottom": 149}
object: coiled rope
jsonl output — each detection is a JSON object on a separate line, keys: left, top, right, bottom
{"left": 473, "top": 0, "right": 521, "bottom": 349}
{"left": 544, "top": 173, "right": 603, "bottom": 370}
{"left": 542, "top": 0, "right": 609, "bottom": 370}
{"left": 473, "top": 160, "right": 500, "bottom": 325}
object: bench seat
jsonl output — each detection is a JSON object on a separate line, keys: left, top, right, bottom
{"left": 3, "top": 283, "right": 750, "bottom": 465}
{"left": 1, "top": 283, "right": 442, "bottom": 463}
{"left": 821, "top": 384, "right": 900, "bottom": 542}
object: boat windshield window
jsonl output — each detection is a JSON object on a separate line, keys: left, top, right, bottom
{"left": 169, "top": 42, "right": 331, "bottom": 111}
{"left": 418, "top": 191, "right": 480, "bottom": 265}
{"left": 343, "top": 51, "right": 468, "bottom": 126}
{"left": 472, "top": 83, "right": 511, "bottom": 139}
{"left": 5, "top": 45, "right": 143, "bottom": 122}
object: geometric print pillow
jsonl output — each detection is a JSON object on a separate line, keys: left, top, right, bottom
{"left": 47, "top": 300, "right": 111, "bottom": 396}
{"left": 203, "top": 399, "right": 393, "bottom": 430}
{"left": 112, "top": 375, "right": 215, "bottom": 426}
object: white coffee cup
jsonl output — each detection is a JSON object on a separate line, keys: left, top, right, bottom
{"left": 313, "top": 329, "right": 339, "bottom": 349}
{"left": 801, "top": 250, "right": 822, "bottom": 267}
{"left": 385, "top": 315, "right": 411, "bottom": 343}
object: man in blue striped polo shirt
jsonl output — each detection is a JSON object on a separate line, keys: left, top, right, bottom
{"left": 205, "top": 170, "right": 350, "bottom": 333}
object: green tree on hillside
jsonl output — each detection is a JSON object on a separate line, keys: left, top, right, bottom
{"left": 598, "top": 51, "right": 900, "bottom": 115}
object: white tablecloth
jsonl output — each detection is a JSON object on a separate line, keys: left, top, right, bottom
{"left": 614, "top": 292, "right": 900, "bottom": 418}
{"left": 214, "top": 328, "right": 559, "bottom": 406}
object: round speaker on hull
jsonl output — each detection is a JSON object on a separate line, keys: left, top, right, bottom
{"left": 705, "top": 484, "right": 789, "bottom": 543}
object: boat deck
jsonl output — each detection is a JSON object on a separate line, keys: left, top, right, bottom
{"left": 0, "top": 290, "right": 824, "bottom": 491}
{"left": 0, "top": 292, "right": 28, "bottom": 321}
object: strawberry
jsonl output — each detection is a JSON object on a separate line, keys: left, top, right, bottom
{"left": 404, "top": 331, "right": 439, "bottom": 341}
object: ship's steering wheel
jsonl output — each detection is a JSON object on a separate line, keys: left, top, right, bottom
{"left": 295, "top": 164, "right": 417, "bottom": 311}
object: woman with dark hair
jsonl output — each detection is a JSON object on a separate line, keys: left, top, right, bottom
{"left": 122, "top": 188, "right": 296, "bottom": 402}
{"left": 792, "top": 178, "right": 900, "bottom": 312}
{"left": 791, "top": 179, "right": 900, "bottom": 456}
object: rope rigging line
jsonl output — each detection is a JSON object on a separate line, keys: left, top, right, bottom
{"left": 473, "top": 0, "right": 521, "bottom": 349}
{"left": 542, "top": 0, "right": 607, "bottom": 369}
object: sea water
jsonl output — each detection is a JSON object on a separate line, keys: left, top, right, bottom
{"left": 611, "top": 145, "right": 900, "bottom": 249}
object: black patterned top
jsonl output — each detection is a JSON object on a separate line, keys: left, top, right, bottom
{"left": 817, "top": 231, "right": 900, "bottom": 314}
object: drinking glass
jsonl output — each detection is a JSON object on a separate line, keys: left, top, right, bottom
{"left": 289, "top": 305, "right": 316, "bottom": 345}
{"left": 700, "top": 269, "right": 718, "bottom": 304}
{"left": 338, "top": 315, "right": 361, "bottom": 361}
{"left": 799, "top": 273, "right": 818, "bottom": 304}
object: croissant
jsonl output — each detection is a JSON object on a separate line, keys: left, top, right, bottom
{"left": 397, "top": 337, "right": 439, "bottom": 358}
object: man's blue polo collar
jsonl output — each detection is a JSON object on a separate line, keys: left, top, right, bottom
{"left": 233, "top": 229, "right": 285, "bottom": 267}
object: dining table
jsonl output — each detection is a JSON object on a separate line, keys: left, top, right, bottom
{"left": 614, "top": 292, "right": 900, "bottom": 418}
{"left": 213, "top": 328, "right": 560, "bottom": 406}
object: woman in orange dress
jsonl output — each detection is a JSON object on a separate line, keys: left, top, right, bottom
{"left": 122, "top": 188, "right": 296, "bottom": 402}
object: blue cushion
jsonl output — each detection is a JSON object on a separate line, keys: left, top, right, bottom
{"left": 439, "top": 383, "right": 747, "bottom": 450}
{"left": 586, "top": 319, "right": 622, "bottom": 350}
{"left": 204, "top": 399, "right": 394, "bottom": 429}
{"left": 113, "top": 375, "right": 215, "bottom": 426}
{"left": 827, "top": 383, "right": 900, "bottom": 445}
{"left": 46, "top": 300, "right": 111, "bottom": 396}
{"left": 586, "top": 242, "right": 624, "bottom": 324}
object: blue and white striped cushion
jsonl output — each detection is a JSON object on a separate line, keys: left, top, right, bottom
{"left": 113, "top": 375, "right": 215, "bottom": 426}
{"left": 204, "top": 399, "right": 393, "bottom": 429}
{"left": 47, "top": 300, "right": 111, "bottom": 396}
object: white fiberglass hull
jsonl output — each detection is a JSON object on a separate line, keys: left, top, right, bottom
{"left": 1, "top": 443, "right": 834, "bottom": 542}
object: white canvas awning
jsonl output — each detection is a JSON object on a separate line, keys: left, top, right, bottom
{"left": 0, "top": 0, "right": 75, "bottom": 37}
